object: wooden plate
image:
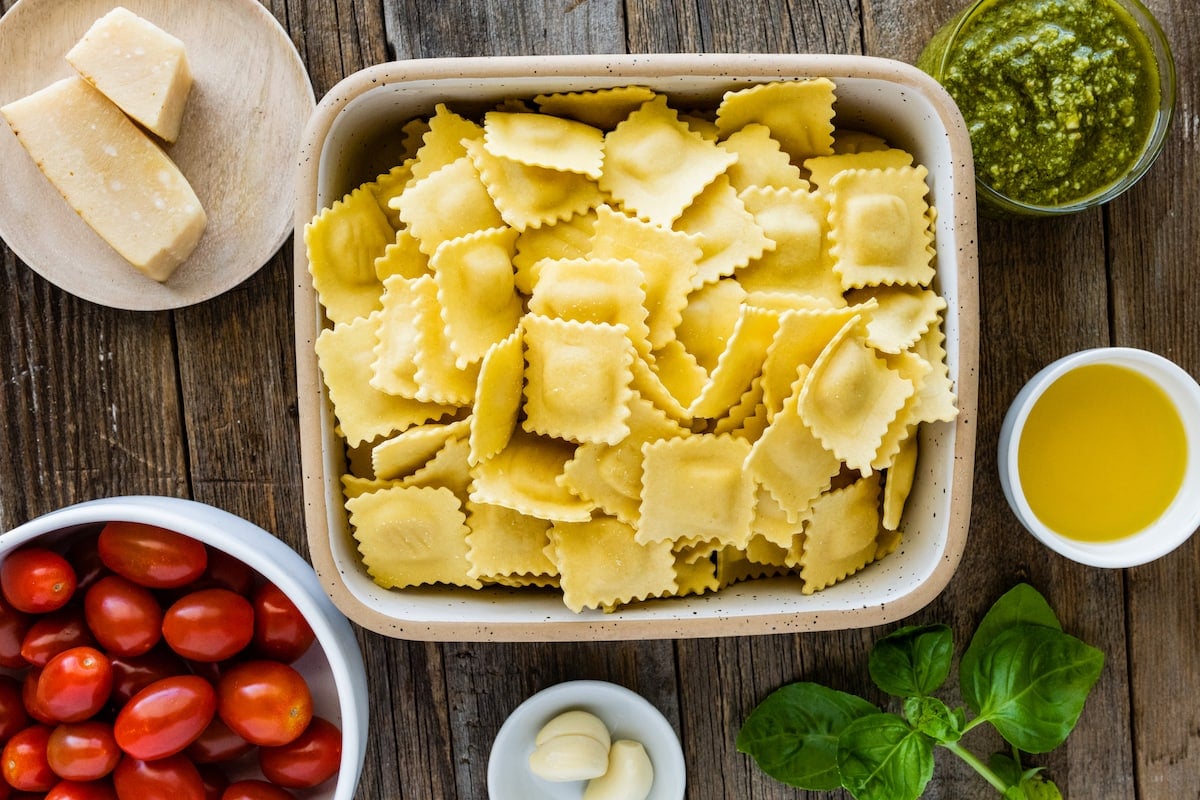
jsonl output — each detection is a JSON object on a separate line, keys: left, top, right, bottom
{"left": 0, "top": 0, "right": 314, "bottom": 310}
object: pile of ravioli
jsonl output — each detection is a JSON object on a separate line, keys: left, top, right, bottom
{"left": 305, "top": 79, "right": 958, "bottom": 613}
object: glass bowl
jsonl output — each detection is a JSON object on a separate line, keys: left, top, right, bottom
{"left": 918, "top": 0, "right": 1176, "bottom": 216}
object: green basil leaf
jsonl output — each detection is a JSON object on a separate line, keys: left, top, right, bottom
{"left": 967, "top": 624, "right": 1104, "bottom": 753}
{"left": 987, "top": 752, "right": 1023, "bottom": 786}
{"left": 989, "top": 753, "right": 1064, "bottom": 799}
{"left": 902, "top": 695, "right": 962, "bottom": 743}
{"left": 1018, "top": 772, "right": 1064, "bottom": 800}
{"left": 1001, "top": 770, "right": 1064, "bottom": 800}
{"left": 870, "top": 624, "right": 953, "bottom": 698}
{"left": 838, "top": 713, "right": 934, "bottom": 800}
{"left": 737, "top": 682, "right": 878, "bottom": 790}
{"left": 961, "top": 584, "right": 1062, "bottom": 712}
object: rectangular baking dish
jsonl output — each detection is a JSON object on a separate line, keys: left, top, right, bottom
{"left": 294, "top": 53, "right": 979, "bottom": 641}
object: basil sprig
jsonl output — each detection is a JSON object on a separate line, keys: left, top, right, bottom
{"left": 737, "top": 584, "right": 1103, "bottom": 799}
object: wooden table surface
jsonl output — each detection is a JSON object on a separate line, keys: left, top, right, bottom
{"left": 1, "top": 0, "right": 1196, "bottom": 798}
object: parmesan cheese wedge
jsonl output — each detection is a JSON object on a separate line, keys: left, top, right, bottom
{"left": 1, "top": 77, "right": 207, "bottom": 282}
{"left": 65, "top": 6, "right": 193, "bottom": 143}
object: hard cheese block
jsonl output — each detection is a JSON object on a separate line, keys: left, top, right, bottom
{"left": 65, "top": 6, "right": 193, "bottom": 143}
{"left": 1, "top": 76, "right": 207, "bottom": 282}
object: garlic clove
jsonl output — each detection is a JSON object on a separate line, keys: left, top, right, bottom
{"left": 529, "top": 733, "right": 611, "bottom": 782}
{"left": 583, "top": 739, "right": 654, "bottom": 800}
{"left": 534, "top": 709, "right": 613, "bottom": 749}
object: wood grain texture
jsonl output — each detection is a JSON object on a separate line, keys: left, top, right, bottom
{"left": 0, "top": 251, "right": 190, "bottom": 522}
{"left": 1, "top": 0, "right": 1198, "bottom": 797}
{"left": 1115, "top": 2, "right": 1200, "bottom": 795}
{"left": 382, "top": 0, "right": 624, "bottom": 58}
{"left": 624, "top": 0, "right": 861, "bottom": 54}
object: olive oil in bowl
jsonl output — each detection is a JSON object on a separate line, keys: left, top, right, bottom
{"left": 1017, "top": 363, "right": 1185, "bottom": 542}
{"left": 999, "top": 348, "right": 1200, "bottom": 568}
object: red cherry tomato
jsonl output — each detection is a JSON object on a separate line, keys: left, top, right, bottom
{"left": 112, "top": 754, "right": 205, "bottom": 800}
{"left": 97, "top": 522, "right": 207, "bottom": 590}
{"left": 185, "top": 716, "right": 253, "bottom": 764}
{"left": 23, "top": 667, "right": 56, "bottom": 724}
{"left": 37, "top": 646, "right": 113, "bottom": 723}
{"left": 65, "top": 530, "right": 111, "bottom": 594}
{"left": 216, "top": 660, "right": 312, "bottom": 746}
{"left": 21, "top": 607, "right": 96, "bottom": 667}
{"left": 196, "top": 550, "right": 255, "bottom": 596}
{"left": 183, "top": 658, "right": 226, "bottom": 686}
{"left": 0, "top": 547, "right": 77, "bottom": 613}
{"left": 45, "top": 778, "right": 120, "bottom": 800}
{"left": 0, "top": 594, "right": 34, "bottom": 669}
{"left": 0, "top": 674, "right": 30, "bottom": 741}
{"left": 196, "top": 764, "right": 230, "bottom": 800}
{"left": 46, "top": 720, "right": 121, "bottom": 781}
{"left": 220, "top": 779, "right": 295, "bottom": 800}
{"left": 109, "top": 647, "right": 189, "bottom": 706}
{"left": 162, "top": 589, "right": 253, "bottom": 663}
{"left": 113, "top": 675, "right": 216, "bottom": 761}
{"left": 1, "top": 723, "right": 55, "bottom": 791}
{"left": 250, "top": 583, "right": 314, "bottom": 664}
{"left": 257, "top": 716, "right": 341, "bottom": 789}
{"left": 84, "top": 575, "right": 163, "bottom": 657}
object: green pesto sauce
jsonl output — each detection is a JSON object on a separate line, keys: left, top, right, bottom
{"left": 940, "top": 0, "right": 1159, "bottom": 206}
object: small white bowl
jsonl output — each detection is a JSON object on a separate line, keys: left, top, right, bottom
{"left": 488, "top": 680, "right": 686, "bottom": 800}
{"left": 998, "top": 348, "right": 1200, "bottom": 567}
{"left": 0, "top": 495, "right": 368, "bottom": 799}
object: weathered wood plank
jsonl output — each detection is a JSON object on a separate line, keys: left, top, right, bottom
{"left": 624, "top": 0, "right": 861, "bottom": 54}
{"left": 0, "top": 256, "right": 189, "bottom": 528}
{"left": 173, "top": 253, "right": 304, "bottom": 548}
{"left": 2, "top": 0, "right": 1198, "bottom": 798}
{"left": 381, "top": 0, "right": 625, "bottom": 58}
{"left": 1109, "top": 1, "right": 1200, "bottom": 795}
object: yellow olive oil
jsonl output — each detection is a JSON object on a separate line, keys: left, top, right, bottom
{"left": 1017, "top": 363, "right": 1187, "bottom": 542}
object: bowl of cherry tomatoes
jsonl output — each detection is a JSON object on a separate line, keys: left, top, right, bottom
{"left": 0, "top": 495, "right": 368, "bottom": 800}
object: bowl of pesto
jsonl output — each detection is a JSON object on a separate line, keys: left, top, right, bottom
{"left": 917, "top": 0, "right": 1174, "bottom": 216}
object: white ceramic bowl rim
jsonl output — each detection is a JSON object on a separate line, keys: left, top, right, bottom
{"left": 998, "top": 347, "right": 1200, "bottom": 567}
{"left": 0, "top": 495, "right": 369, "bottom": 799}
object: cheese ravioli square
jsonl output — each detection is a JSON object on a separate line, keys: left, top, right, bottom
{"left": 522, "top": 315, "right": 635, "bottom": 446}
{"left": 638, "top": 434, "right": 754, "bottom": 547}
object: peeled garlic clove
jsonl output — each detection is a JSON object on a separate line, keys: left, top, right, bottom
{"left": 583, "top": 739, "right": 654, "bottom": 800}
{"left": 529, "top": 733, "right": 611, "bottom": 782}
{"left": 534, "top": 710, "right": 612, "bottom": 749}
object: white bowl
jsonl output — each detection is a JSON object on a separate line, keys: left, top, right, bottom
{"left": 0, "top": 495, "right": 368, "bottom": 799}
{"left": 294, "top": 53, "right": 980, "bottom": 640}
{"left": 487, "top": 680, "right": 685, "bottom": 800}
{"left": 998, "top": 348, "right": 1200, "bottom": 567}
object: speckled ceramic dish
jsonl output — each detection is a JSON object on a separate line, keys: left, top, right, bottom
{"left": 294, "top": 54, "right": 979, "bottom": 641}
